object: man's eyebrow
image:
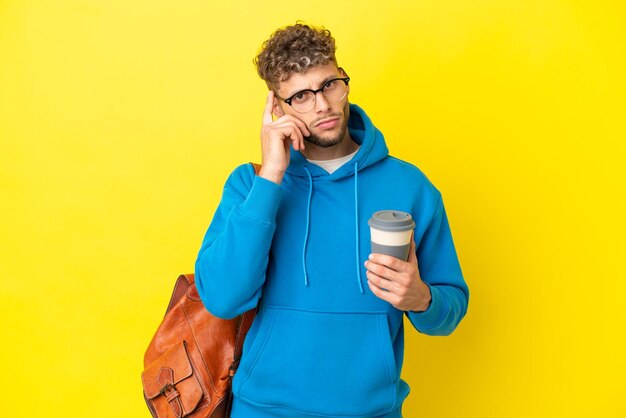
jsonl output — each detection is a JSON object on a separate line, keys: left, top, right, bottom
{"left": 286, "top": 74, "right": 340, "bottom": 98}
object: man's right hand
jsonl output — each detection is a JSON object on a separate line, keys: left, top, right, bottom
{"left": 258, "top": 90, "right": 310, "bottom": 185}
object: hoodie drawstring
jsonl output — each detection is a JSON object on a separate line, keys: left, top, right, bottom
{"left": 302, "top": 166, "right": 313, "bottom": 287}
{"left": 354, "top": 161, "right": 364, "bottom": 294}
{"left": 301, "top": 163, "right": 363, "bottom": 294}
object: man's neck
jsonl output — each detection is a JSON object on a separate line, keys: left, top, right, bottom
{"left": 300, "top": 134, "right": 359, "bottom": 161}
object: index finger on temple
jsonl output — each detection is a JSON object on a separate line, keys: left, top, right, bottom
{"left": 262, "top": 90, "right": 275, "bottom": 126}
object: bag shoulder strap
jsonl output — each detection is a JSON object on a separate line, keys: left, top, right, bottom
{"left": 232, "top": 307, "right": 257, "bottom": 369}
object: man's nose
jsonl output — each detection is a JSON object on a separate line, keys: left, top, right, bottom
{"left": 314, "top": 91, "right": 331, "bottom": 112}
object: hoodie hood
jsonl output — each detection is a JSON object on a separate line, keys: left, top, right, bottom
{"left": 286, "top": 103, "right": 389, "bottom": 180}
{"left": 285, "top": 103, "right": 389, "bottom": 294}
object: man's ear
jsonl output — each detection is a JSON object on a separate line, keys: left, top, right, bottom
{"left": 339, "top": 67, "right": 350, "bottom": 95}
{"left": 272, "top": 97, "right": 285, "bottom": 117}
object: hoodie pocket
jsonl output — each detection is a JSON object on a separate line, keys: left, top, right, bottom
{"left": 234, "top": 307, "right": 398, "bottom": 416}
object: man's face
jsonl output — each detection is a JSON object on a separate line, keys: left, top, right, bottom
{"left": 273, "top": 62, "right": 350, "bottom": 149}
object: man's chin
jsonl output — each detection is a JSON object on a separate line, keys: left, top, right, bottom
{"left": 305, "top": 124, "right": 348, "bottom": 148}
{"left": 304, "top": 134, "right": 343, "bottom": 148}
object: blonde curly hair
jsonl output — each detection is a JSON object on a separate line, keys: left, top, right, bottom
{"left": 254, "top": 22, "right": 337, "bottom": 88}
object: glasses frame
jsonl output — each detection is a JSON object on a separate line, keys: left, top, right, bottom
{"left": 277, "top": 68, "right": 350, "bottom": 113}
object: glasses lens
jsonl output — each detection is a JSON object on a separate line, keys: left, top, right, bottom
{"left": 322, "top": 79, "right": 348, "bottom": 104}
{"left": 291, "top": 79, "right": 348, "bottom": 113}
{"left": 291, "top": 91, "right": 316, "bottom": 113}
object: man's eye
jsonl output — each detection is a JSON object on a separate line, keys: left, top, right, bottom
{"left": 293, "top": 92, "right": 308, "bottom": 103}
{"left": 323, "top": 80, "right": 336, "bottom": 90}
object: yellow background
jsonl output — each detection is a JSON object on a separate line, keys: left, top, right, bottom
{"left": 1, "top": 1, "right": 624, "bottom": 417}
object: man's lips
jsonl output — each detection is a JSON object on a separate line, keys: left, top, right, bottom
{"left": 314, "top": 117, "right": 340, "bottom": 129}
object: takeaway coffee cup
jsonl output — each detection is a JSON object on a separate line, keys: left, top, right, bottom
{"left": 368, "top": 210, "right": 415, "bottom": 261}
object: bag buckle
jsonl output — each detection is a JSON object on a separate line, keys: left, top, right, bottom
{"left": 159, "top": 383, "right": 175, "bottom": 396}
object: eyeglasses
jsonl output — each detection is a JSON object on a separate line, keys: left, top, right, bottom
{"left": 277, "top": 69, "right": 350, "bottom": 114}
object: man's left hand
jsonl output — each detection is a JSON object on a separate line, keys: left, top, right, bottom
{"left": 364, "top": 234, "right": 432, "bottom": 312}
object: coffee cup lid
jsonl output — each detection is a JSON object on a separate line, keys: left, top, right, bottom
{"left": 368, "top": 210, "right": 415, "bottom": 232}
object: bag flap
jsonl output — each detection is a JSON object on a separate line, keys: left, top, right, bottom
{"left": 142, "top": 341, "right": 195, "bottom": 399}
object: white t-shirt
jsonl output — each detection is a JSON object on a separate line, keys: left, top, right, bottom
{"left": 306, "top": 148, "right": 360, "bottom": 174}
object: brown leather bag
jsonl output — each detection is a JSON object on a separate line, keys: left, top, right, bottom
{"left": 142, "top": 273, "right": 257, "bottom": 417}
{"left": 142, "top": 164, "right": 261, "bottom": 418}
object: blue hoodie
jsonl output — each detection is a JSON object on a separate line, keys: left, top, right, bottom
{"left": 195, "top": 104, "right": 469, "bottom": 418}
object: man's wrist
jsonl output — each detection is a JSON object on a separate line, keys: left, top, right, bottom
{"left": 412, "top": 282, "right": 432, "bottom": 312}
{"left": 258, "top": 166, "right": 285, "bottom": 185}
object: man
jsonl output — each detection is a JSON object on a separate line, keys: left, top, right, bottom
{"left": 195, "top": 23, "right": 469, "bottom": 418}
